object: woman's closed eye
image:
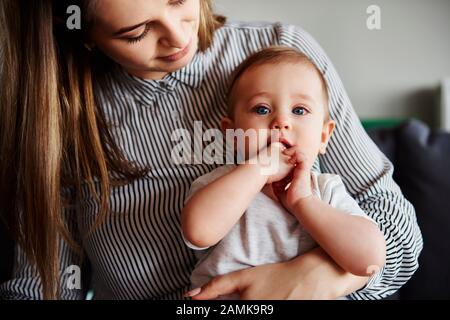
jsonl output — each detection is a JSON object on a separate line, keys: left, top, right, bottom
{"left": 125, "top": 24, "right": 152, "bottom": 44}
{"left": 172, "top": 0, "right": 188, "bottom": 7}
{"left": 252, "top": 105, "right": 271, "bottom": 115}
{"left": 292, "top": 106, "right": 309, "bottom": 116}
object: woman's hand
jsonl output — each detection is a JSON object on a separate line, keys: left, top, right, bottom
{"left": 186, "top": 247, "right": 370, "bottom": 300}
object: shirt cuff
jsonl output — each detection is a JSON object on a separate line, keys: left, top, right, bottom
{"left": 181, "top": 232, "right": 210, "bottom": 251}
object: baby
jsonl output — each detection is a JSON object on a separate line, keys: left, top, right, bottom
{"left": 181, "top": 46, "right": 386, "bottom": 300}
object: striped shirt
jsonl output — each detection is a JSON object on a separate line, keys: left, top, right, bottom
{"left": 0, "top": 21, "right": 423, "bottom": 300}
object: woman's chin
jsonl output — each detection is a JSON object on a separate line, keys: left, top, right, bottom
{"left": 162, "top": 58, "right": 191, "bottom": 72}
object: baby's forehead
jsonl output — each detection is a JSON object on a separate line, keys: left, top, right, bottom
{"left": 228, "top": 53, "right": 330, "bottom": 116}
{"left": 245, "top": 60, "right": 318, "bottom": 76}
{"left": 237, "top": 63, "right": 324, "bottom": 94}
{"left": 237, "top": 61, "right": 323, "bottom": 88}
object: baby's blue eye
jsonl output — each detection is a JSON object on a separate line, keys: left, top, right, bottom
{"left": 292, "top": 106, "right": 307, "bottom": 116}
{"left": 253, "top": 105, "right": 271, "bottom": 115}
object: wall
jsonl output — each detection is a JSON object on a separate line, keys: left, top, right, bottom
{"left": 214, "top": 0, "right": 450, "bottom": 125}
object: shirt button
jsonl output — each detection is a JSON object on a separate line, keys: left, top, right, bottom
{"left": 171, "top": 111, "right": 180, "bottom": 121}
{"left": 163, "top": 81, "right": 175, "bottom": 91}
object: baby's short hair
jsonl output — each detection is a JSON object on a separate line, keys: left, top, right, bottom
{"left": 227, "top": 46, "right": 330, "bottom": 120}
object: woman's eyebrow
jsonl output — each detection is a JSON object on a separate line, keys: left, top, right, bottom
{"left": 113, "top": 19, "right": 150, "bottom": 36}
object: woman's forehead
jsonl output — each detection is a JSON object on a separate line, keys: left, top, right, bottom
{"left": 92, "top": 0, "right": 164, "bottom": 29}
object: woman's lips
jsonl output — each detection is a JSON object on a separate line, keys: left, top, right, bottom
{"left": 158, "top": 39, "right": 192, "bottom": 63}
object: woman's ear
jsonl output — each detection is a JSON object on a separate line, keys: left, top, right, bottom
{"left": 220, "top": 117, "right": 235, "bottom": 133}
{"left": 319, "top": 120, "right": 335, "bottom": 155}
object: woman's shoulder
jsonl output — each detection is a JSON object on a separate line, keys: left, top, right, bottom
{"left": 219, "top": 20, "right": 306, "bottom": 35}
{"left": 206, "top": 21, "right": 279, "bottom": 59}
{"left": 206, "top": 20, "right": 323, "bottom": 69}
{"left": 214, "top": 20, "right": 313, "bottom": 46}
{"left": 221, "top": 20, "right": 281, "bottom": 31}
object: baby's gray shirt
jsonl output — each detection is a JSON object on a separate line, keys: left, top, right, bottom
{"left": 182, "top": 164, "right": 377, "bottom": 290}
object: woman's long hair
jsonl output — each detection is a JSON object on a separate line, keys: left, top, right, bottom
{"left": 0, "top": 0, "right": 225, "bottom": 299}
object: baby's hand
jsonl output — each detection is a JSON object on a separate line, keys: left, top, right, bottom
{"left": 255, "top": 142, "right": 294, "bottom": 184}
{"left": 272, "top": 147, "right": 313, "bottom": 212}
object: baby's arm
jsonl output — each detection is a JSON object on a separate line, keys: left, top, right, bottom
{"left": 182, "top": 163, "right": 267, "bottom": 248}
{"left": 274, "top": 148, "right": 386, "bottom": 277}
{"left": 292, "top": 195, "right": 386, "bottom": 277}
{"left": 182, "top": 142, "right": 293, "bottom": 248}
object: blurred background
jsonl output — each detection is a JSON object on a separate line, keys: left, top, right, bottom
{"left": 214, "top": 0, "right": 450, "bottom": 130}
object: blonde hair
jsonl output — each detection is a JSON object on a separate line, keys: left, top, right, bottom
{"left": 199, "top": 0, "right": 227, "bottom": 51}
{"left": 0, "top": 0, "right": 224, "bottom": 300}
{"left": 227, "top": 46, "right": 330, "bottom": 120}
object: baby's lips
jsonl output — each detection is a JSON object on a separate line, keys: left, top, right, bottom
{"left": 270, "top": 141, "right": 286, "bottom": 151}
{"left": 279, "top": 139, "right": 292, "bottom": 148}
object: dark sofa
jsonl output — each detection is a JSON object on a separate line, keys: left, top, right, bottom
{"left": 367, "top": 119, "right": 450, "bottom": 299}
{"left": 1, "top": 119, "right": 449, "bottom": 299}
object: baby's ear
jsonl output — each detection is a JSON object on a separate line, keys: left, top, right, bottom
{"left": 319, "top": 120, "right": 335, "bottom": 155}
{"left": 220, "top": 117, "right": 234, "bottom": 133}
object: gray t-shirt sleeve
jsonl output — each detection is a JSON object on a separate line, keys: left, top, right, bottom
{"left": 317, "top": 174, "right": 378, "bottom": 226}
{"left": 182, "top": 165, "right": 236, "bottom": 250}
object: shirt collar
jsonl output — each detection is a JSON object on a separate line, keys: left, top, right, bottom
{"left": 114, "top": 50, "right": 205, "bottom": 104}
{"left": 170, "top": 50, "right": 205, "bottom": 88}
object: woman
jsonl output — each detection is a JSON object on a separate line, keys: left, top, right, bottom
{"left": 0, "top": 0, "right": 422, "bottom": 300}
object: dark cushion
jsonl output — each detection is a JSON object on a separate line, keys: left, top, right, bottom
{"left": 367, "top": 127, "right": 398, "bottom": 163}
{"left": 393, "top": 120, "right": 450, "bottom": 299}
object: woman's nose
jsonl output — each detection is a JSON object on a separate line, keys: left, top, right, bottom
{"left": 159, "top": 19, "right": 187, "bottom": 49}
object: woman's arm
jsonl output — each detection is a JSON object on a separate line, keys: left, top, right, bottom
{"left": 292, "top": 196, "right": 386, "bottom": 277}
{"left": 182, "top": 163, "right": 268, "bottom": 248}
{"left": 0, "top": 190, "right": 88, "bottom": 300}
{"left": 187, "top": 247, "right": 370, "bottom": 300}
{"left": 0, "top": 239, "right": 88, "bottom": 300}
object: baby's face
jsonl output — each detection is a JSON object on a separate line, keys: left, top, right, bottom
{"left": 223, "top": 62, "right": 334, "bottom": 163}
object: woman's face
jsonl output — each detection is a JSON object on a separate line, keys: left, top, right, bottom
{"left": 89, "top": 0, "right": 201, "bottom": 80}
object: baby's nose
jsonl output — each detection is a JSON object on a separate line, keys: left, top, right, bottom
{"left": 271, "top": 117, "right": 291, "bottom": 130}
